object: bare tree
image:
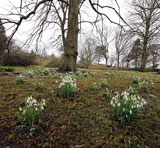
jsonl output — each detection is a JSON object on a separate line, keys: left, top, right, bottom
{"left": 94, "top": 26, "right": 111, "bottom": 67}
{"left": 0, "top": 18, "right": 7, "bottom": 56}
{"left": 109, "top": 53, "right": 116, "bottom": 67}
{"left": 115, "top": 28, "right": 131, "bottom": 68}
{"left": 148, "top": 44, "right": 160, "bottom": 68}
{"left": 1, "top": 0, "right": 127, "bottom": 72}
{"left": 129, "top": 0, "right": 160, "bottom": 71}
{"left": 79, "top": 37, "right": 96, "bottom": 68}
{"left": 94, "top": 46, "right": 105, "bottom": 64}
{"left": 126, "top": 38, "right": 142, "bottom": 69}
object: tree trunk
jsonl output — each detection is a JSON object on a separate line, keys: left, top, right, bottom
{"left": 140, "top": 53, "right": 147, "bottom": 71}
{"left": 135, "top": 50, "right": 138, "bottom": 69}
{"left": 140, "top": 41, "right": 148, "bottom": 71}
{"left": 117, "top": 52, "right": 120, "bottom": 68}
{"left": 105, "top": 57, "right": 108, "bottom": 67}
{"left": 58, "top": 0, "right": 80, "bottom": 72}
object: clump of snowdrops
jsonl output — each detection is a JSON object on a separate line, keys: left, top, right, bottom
{"left": 18, "top": 96, "right": 45, "bottom": 126}
{"left": 110, "top": 91, "right": 147, "bottom": 122}
{"left": 138, "top": 79, "right": 154, "bottom": 92}
{"left": 16, "top": 74, "right": 24, "bottom": 84}
{"left": 59, "top": 74, "right": 78, "bottom": 98}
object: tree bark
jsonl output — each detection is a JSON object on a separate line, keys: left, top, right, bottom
{"left": 58, "top": 0, "right": 80, "bottom": 72}
{"left": 140, "top": 39, "right": 148, "bottom": 71}
{"left": 117, "top": 52, "right": 120, "bottom": 68}
{"left": 105, "top": 57, "right": 108, "bottom": 67}
{"left": 140, "top": 52, "right": 147, "bottom": 71}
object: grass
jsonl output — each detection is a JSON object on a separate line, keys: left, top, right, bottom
{"left": 0, "top": 67, "right": 160, "bottom": 147}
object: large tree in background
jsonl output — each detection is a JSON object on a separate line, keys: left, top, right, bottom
{"left": 148, "top": 44, "right": 160, "bottom": 67}
{"left": 79, "top": 37, "right": 96, "bottom": 68}
{"left": 128, "top": 38, "right": 142, "bottom": 69}
{"left": 1, "top": 0, "right": 126, "bottom": 72}
{"left": 94, "top": 26, "right": 111, "bottom": 67}
{"left": 0, "top": 18, "right": 7, "bottom": 56}
{"left": 130, "top": 0, "right": 160, "bottom": 71}
{"left": 115, "top": 28, "right": 131, "bottom": 68}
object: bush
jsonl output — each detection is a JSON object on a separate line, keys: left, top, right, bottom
{"left": 44, "top": 56, "right": 62, "bottom": 68}
{"left": 3, "top": 50, "right": 36, "bottom": 66}
{"left": 0, "top": 67, "right": 15, "bottom": 72}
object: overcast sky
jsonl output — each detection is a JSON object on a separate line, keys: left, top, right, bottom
{"left": 0, "top": 0, "right": 129, "bottom": 56}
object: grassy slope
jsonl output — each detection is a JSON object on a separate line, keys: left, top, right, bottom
{"left": 0, "top": 68, "right": 160, "bottom": 148}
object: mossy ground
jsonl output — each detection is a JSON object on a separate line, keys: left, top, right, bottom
{"left": 0, "top": 68, "right": 160, "bottom": 148}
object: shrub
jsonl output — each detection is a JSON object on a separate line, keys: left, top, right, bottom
{"left": 59, "top": 75, "right": 77, "bottom": 98}
{"left": 44, "top": 56, "right": 61, "bottom": 68}
{"left": 0, "top": 67, "right": 15, "bottom": 72}
{"left": 3, "top": 50, "right": 36, "bottom": 66}
{"left": 110, "top": 91, "right": 147, "bottom": 122}
{"left": 18, "top": 96, "right": 45, "bottom": 126}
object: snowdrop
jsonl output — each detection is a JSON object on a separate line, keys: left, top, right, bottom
{"left": 25, "top": 70, "right": 34, "bottom": 78}
{"left": 16, "top": 74, "right": 24, "bottom": 84}
{"left": 59, "top": 75, "right": 78, "bottom": 98}
{"left": 110, "top": 90, "right": 147, "bottom": 122}
{"left": 18, "top": 96, "right": 46, "bottom": 125}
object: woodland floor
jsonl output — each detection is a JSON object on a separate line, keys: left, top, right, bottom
{"left": 0, "top": 67, "right": 160, "bottom": 148}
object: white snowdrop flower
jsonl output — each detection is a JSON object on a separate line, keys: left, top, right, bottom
{"left": 117, "top": 103, "right": 120, "bottom": 107}
{"left": 123, "top": 108, "right": 125, "bottom": 112}
{"left": 110, "top": 100, "right": 113, "bottom": 105}
{"left": 42, "top": 99, "right": 46, "bottom": 105}
{"left": 23, "top": 110, "right": 25, "bottom": 114}
{"left": 19, "top": 107, "right": 22, "bottom": 111}
{"left": 130, "top": 110, "right": 132, "bottom": 114}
